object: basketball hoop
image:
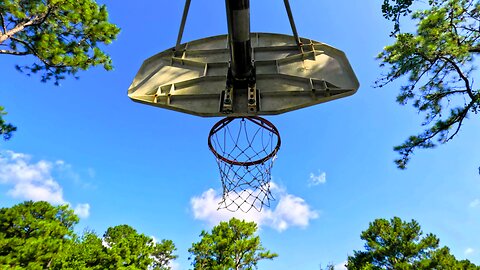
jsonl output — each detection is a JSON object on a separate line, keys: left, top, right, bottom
{"left": 128, "top": 0, "right": 359, "bottom": 214}
{"left": 208, "top": 116, "right": 281, "bottom": 212}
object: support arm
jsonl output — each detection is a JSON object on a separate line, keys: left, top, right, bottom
{"left": 225, "top": 0, "right": 254, "bottom": 80}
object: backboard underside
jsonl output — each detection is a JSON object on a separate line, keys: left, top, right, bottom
{"left": 128, "top": 33, "right": 359, "bottom": 117}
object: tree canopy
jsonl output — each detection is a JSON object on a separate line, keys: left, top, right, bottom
{"left": 346, "top": 217, "right": 480, "bottom": 269}
{"left": 102, "top": 225, "right": 178, "bottom": 270}
{"left": 0, "top": 0, "right": 119, "bottom": 83}
{"left": 0, "top": 201, "right": 177, "bottom": 270}
{"left": 379, "top": 0, "right": 480, "bottom": 168}
{"left": 0, "top": 0, "right": 120, "bottom": 140}
{"left": 188, "top": 218, "right": 277, "bottom": 270}
{"left": 0, "top": 201, "right": 79, "bottom": 269}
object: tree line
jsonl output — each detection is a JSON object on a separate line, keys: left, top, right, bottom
{"left": 1, "top": 201, "right": 478, "bottom": 270}
{"left": 0, "top": 201, "right": 275, "bottom": 270}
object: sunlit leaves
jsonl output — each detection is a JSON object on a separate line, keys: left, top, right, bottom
{"left": 0, "top": 201, "right": 178, "bottom": 270}
{"left": 0, "top": 201, "right": 78, "bottom": 269}
{"left": 102, "top": 225, "right": 178, "bottom": 270}
{"left": 188, "top": 218, "right": 277, "bottom": 270}
{"left": 346, "top": 217, "right": 480, "bottom": 269}
{"left": 0, "top": 0, "right": 120, "bottom": 84}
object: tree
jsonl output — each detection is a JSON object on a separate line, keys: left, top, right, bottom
{"left": 188, "top": 218, "right": 277, "bottom": 270}
{"left": 346, "top": 217, "right": 480, "bottom": 269}
{"left": 0, "top": 106, "right": 16, "bottom": 140}
{"left": 103, "top": 224, "right": 178, "bottom": 270}
{"left": 53, "top": 225, "right": 178, "bottom": 270}
{"left": 0, "top": 201, "right": 178, "bottom": 270}
{"left": 150, "top": 238, "right": 178, "bottom": 270}
{"left": 0, "top": 201, "right": 79, "bottom": 269}
{"left": 378, "top": 0, "right": 480, "bottom": 168}
{"left": 50, "top": 231, "right": 108, "bottom": 270}
{"left": 0, "top": 0, "right": 120, "bottom": 140}
{"left": 0, "top": 0, "right": 119, "bottom": 82}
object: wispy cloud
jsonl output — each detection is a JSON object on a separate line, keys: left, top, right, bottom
{"left": 469, "top": 199, "right": 480, "bottom": 208}
{"left": 86, "top": 168, "right": 96, "bottom": 179}
{"left": 465, "top": 248, "right": 475, "bottom": 255}
{"left": 309, "top": 171, "right": 327, "bottom": 186}
{"left": 190, "top": 182, "right": 319, "bottom": 232}
{"left": 74, "top": 203, "right": 91, "bottom": 218}
{"left": 334, "top": 261, "right": 348, "bottom": 270}
{"left": 169, "top": 261, "right": 180, "bottom": 270}
{"left": 0, "top": 150, "right": 91, "bottom": 218}
{"left": 56, "top": 160, "right": 96, "bottom": 189}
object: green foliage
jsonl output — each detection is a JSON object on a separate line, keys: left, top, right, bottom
{"left": 188, "top": 218, "right": 277, "bottom": 270}
{"left": 50, "top": 231, "right": 108, "bottom": 270}
{"left": 346, "top": 217, "right": 480, "bottom": 269}
{"left": 382, "top": 0, "right": 414, "bottom": 35}
{"left": 150, "top": 238, "right": 178, "bottom": 270}
{"left": 378, "top": 0, "right": 480, "bottom": 168}
{"left": 52, "top": 225, "right": 178, "bottom": 270}
{"left": 0, "top": 0, "right": 120, "bottom": 84}
{"left": 0, "top": 0, "right": 119, "bottom": 141}
{"left": 103, "top": 225, "right": 178, "bottom": 270}
{"left": 0, "top": 201, "right": 177, "bottom": 270}
{"left": 0, "top": 201, "right": 78, "bottom": 269}
{"left": 0, "top": 106, "right": 16, "bottom": 140}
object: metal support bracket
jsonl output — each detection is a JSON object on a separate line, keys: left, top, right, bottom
{"left": 247, "top": 83, "right": 258, "bottom": 113}
{"left": 221, "top": 79, "right": 234, "bottom": 114}
{"left": 175, "top": 0, "right": 192, "bottom": 55}
{"left": 283, "top": 0, "right": 303, "bottom": 53}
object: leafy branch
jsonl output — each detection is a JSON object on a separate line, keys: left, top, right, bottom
{"left": 379, "top": 0, "right": 480, "bottom": 168}
{"left": 0, "top": 0, "right": 120, "bottom": 85}
{"left": 0, "top": 107, "right": 16, "bottom": 140}
{"left": 0, "top": 0, "right": 120, "bottom": 140}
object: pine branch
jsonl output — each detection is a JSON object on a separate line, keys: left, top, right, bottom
{"left": 0, "top": 14, "right": 6, "bottom": 34}
{"left": 0, "top": 49, "right": 29, "bottom": 55}
{"left": 468, "top": 46, "right": 480, "bottom": 53}
{"left": 395, "top": 100, "right": 475, "bottom": 169}
{"left": 10, "top": 37, "right": 67, "bottom": 69}
{"left": 439, "top": 56, "right": 475, "bottom": 100}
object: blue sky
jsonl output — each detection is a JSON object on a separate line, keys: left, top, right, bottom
{"left": 1, "top": 0, "right": 480, "bottom": 269}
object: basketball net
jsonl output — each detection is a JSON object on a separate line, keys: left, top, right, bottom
{"left": 208, "top": 117, "right": 281, "bottom": 212}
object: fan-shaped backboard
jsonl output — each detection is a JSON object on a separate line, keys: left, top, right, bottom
{"left": 128, "top": 33, "right": 359, "bottom": 117}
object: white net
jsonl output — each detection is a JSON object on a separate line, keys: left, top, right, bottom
{"left": 208, "top": 117, "right": 281, "bottom": 212}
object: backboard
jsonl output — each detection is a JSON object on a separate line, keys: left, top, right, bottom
{"left": 128, "top": 33, "right": 359, "bottom": 117}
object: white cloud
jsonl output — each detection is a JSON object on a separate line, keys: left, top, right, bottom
{"left": 270, "top": 194, "right": 319, "bottom": 231}
{"left": 0, "top": 150, "right": 66, "bottom": 204}
{"left": 150, "top": 235, "right": 158, "bottom": 243}
{"left": 74, "top": 203, "right": 90, "bottom": 218}
{"left": 334, "top": 261, "right": 348, "bottom": 270}
{"left": 169, "top": 261, "right": 180, "bottom": 270}
{"left": 465, "top": 248, "right": 475, "bottom": 255}
{"left": 7, "top": 180, "right": 64, "bottom": 204}
{"left": 309, "top": 171, "right": 326, "bottom": 186}
{"left": 0, "top": 150, "right": 91, "bottom": 218}
{"left": 190, "top": 183, "right": 319, "bottom": 232}
{"left": 55, "top": 160, "right": 95, "bottom": 189}
{"left": 469, "top": 199, "right": 480, "bottom": 208}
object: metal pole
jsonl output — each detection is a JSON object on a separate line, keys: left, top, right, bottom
{"left": 176, "top": 0, "right": 192, "bottom": 52}
{"left": 225, "top": 0, "right": 253, "bottom": 80}
{"left": 283, "top": 0, "right": 302, "bottom": 48}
